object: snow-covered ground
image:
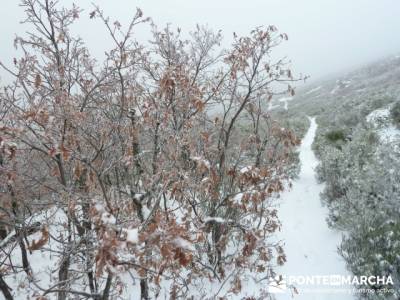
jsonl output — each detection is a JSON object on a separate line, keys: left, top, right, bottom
{"left": 366, "top": 107, "right": 391, "bottom": 124}
{"left": 366, "top": 107, "right": 400, "bottom": 148}
{"left": 278, "top": 97, "right": 293, "bottom": 111}
{"left": 305, "top": 86, "right": 322, "bottom": 95}
{"left": 274, "top": 117, "right": 354, "bottom": 300}
{"left": 268, "top": 100, "right": 280, "bottom": 111}
{"left": 268, "top": 97, "right": 294, "bottom": 111}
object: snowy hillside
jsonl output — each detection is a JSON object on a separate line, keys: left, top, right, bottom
{"left": 282, "top": 56, "right": 400, "bottom": 300}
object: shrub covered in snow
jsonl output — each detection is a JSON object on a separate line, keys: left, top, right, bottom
{"left": 339, "top": 217, "right": 400, "bottom": 300}
{"left": 315, "top": 115, "right": 400, "bottom": 299}
{"left": 390, "top": 101, "right": 400, "bottom": 126}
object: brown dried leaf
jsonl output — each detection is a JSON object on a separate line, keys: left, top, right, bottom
{"left": 34, "top": 74, "right": 42, "bottom": 88}
{"left": 28, "top": 227, "right": 49, "bottom": 251}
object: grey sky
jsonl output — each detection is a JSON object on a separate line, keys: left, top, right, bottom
{"left": 1, "top": 0, "right": 400, "bottom": 82}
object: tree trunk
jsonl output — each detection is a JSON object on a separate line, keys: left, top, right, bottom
{"left": 0, "top": 226, "right": 8, "bottom": 240}
{"left": 57, "top": 255, "right": 70, "bottom": 300}
{"left": 101, "top": 273, "right": 113, "bottom": 300}
{"left": 0, "top": 273, "right": 13, "bottom": 300}
{"left": 140, "top": 278, "right": 149, "bottom": 300}
{"left": 58, "top": 217, "right": 71, "bottom": 300}
{"left": 17, "top": 236, "right": 31, "bottom": 276}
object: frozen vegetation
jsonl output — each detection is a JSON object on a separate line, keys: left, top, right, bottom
{"left": 285, "top": 55, "right": 400, "bottom": 300}
{"left": 1, "top": 1, "right": 400, "bottom": 300}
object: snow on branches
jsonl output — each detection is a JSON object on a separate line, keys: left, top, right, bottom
{"left": 0, "top": 1, "right": 303, "bottom": 299}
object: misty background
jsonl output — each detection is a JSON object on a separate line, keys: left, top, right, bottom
{"left": 1, "top": 0, "right": 399, "bottom": 83}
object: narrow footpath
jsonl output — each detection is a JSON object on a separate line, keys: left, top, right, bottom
{"left": 275, "top": 117, "right": 354, "bottom": 300}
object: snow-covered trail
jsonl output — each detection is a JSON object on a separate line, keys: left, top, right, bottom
{"left": 274, "top": 117, "right": 354, "bottom": 300}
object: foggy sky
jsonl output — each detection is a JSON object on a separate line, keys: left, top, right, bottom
{"left": 1, "top": 0, "right": 400, "bottom": 83}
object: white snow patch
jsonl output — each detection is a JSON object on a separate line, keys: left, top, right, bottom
{"left": 330, "top": 80, "right": 351, "bottom": 94}
{"left": 330, "top": 86, "right": 339, "bottom": 94}
{"left": 268, "top": 100, "right": 280, "bottom": 111}
{"left": 204, "top": 216, "right": 226, "bottom": 224}
{"left": 305, "top": 86, "right": 322, "bottom": 95}
{"left": 101, "top": 212, "right": 116, "bottom": 224}
{"left": 94, "top": 203, "right": 104, "bottom": 212}
{"left": 133, "top": 193, "right": 145, "bottom": 201}
{"left": 173, "top": 237, "right": 195, "bottom": 251}
{"left": 366, "top": 108, "right": 390, "bottom": 126}
{"left": 233, "top": 192, "right": 244, "bottom": 204}
{"left": 191, "top": 156, "right": 211, "bottom": 168}
{"left": 278, "top": 97, "right": 293, "bottom": 110}
{"left": 366, "top": 108, "right": 400, "bottom": 144}
{"left": 378, "top": 125, "right": 400, "bottom": 143}
{"left": 240, "top": 166, "right": 252, "bottom": 173}
{"left": 125, "top": 228, "right": 139, "bottom": 244}
{"left": 239, "top": 166, "right": 261, "bottom": 178}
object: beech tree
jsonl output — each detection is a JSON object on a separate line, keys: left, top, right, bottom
{"left": 0, "top": 1, "right": 302, "bottom": 299}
